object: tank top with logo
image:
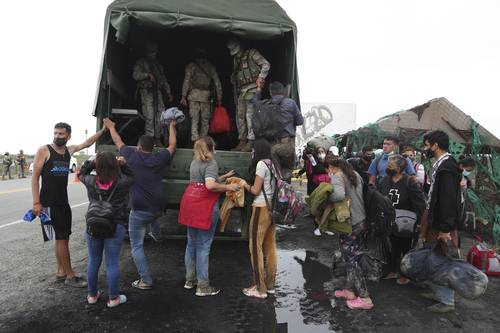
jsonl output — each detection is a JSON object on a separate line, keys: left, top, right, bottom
{"left": 40, "top": 145, "right": 71, "bottom": 206}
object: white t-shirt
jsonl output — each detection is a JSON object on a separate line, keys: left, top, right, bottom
{"left": 253, "top": 160, "right": 275, "bottom": 206}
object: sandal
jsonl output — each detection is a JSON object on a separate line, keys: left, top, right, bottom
{"left": 87, "top": 291, "right": 102, "bottom": 305}
{"left": 397, "top": 277, "right": 410, "bottom": 285}
{"left": 132, "top": 279, "right": 153, "bottom": 290}
{"left": 346, "top": 297, "right": 374, "bottom": 310}
{"left": 243, "top": 287, "right": 267, "bottom": 299}
{"left": 334, "top": 289, "right": 356, "bottom": 300}
{"left": 383, "top": 272, "right": 399, "bottom": 280}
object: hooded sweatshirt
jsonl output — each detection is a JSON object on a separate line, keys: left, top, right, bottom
{"left": 427, "top": 155, "right": 462, "bottom": 232}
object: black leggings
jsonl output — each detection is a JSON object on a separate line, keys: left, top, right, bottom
{"left": 389, "top": 235, "right": 412, "bottom": 273}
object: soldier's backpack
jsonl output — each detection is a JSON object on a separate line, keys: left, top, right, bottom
{"left": 262, "top": 160, "right": 304, "bottom": 226}
{"left": 252, "top": 99, "right": 293, "bottom": 141}
{"left": 363, "top": 183, "right": 395, "bottom": 239}
{"left": 85, "top": 185, "right": 118, "bottom": 239}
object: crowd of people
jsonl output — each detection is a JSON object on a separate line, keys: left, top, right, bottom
{"left": 29, "top": 80, "right": 302, "bottom": 307}
{"left": 296, "top": 131, "right": 475, "bottom": 313}
{"left": 28, "top": 90, "right": 474, "bottom": 315}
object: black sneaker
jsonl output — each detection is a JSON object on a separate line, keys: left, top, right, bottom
{"left": 65, "top": 276, "right": 87, "bottom": 288}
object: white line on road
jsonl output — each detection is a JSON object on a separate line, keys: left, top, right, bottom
{"left": 0, "top": 202, "right": 89, "bottom": 230}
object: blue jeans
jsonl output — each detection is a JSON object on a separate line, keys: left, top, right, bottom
{"left": 185, "top": 204, "right": 220, "bottom": 287}
{"left": 129, "top": 210, "right": 161, "bottom": 285}
{"left": 431, "top": 284, "right": 455, "bottom": 306}
{"left": 86, "top": 224, "right": 126, "bottom": 299}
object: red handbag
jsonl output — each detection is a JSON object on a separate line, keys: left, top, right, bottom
{"left": 178, "top": 183, "right": 220, "bottom": 230}
{"left": 209, "top": 106, "right": 232, "bottom": 133}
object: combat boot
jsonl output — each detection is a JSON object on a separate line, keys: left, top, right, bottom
{"left": 241, "top": 140, "right": 254, "bottom": 152}
{"left": 231, "top": 139, "right": 247, "bottom": 151}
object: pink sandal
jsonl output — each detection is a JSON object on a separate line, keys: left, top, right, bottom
{"left": 334, "top": 289, "right": 356, "bottom": 300}
{"left": 346, "top": 297, "right": 374, "bottom": 310}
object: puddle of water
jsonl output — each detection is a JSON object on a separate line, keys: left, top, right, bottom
{"left": 275, "top": 249, "right": 340, "bottom": 333}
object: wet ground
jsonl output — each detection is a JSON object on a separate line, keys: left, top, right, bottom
{"left": 0, "top": 179, "right": 499, "bottom": 332}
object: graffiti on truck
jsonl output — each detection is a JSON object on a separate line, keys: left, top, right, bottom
{"left": 296, "top": 105, "right": 334, "bottom": 149}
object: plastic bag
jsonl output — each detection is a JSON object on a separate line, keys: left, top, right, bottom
{"left": 401, "top": 243, "right": 488, "bottom": 300}
{"left": 209, "top": 106, "right": 232, "bottom": 133}
{"left": 306, "top": 135, "right": 336, "bottom": 152}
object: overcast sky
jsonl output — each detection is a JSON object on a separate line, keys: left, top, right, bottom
{"left": 1, "top": 0, "right": 499, "bottom": 154}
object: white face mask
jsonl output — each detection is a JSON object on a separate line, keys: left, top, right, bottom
{"left": 318, "top": 153, "right": 326, "bottom": 161}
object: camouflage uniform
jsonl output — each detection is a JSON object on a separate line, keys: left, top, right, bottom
{"left": 133, "top": 56, "right": 172, "bottom": 139}
{"left": 16, "top": 152, "right": 26, "bottom": 178}
{"left": 182, "top": 59, "right": 222, "bottom": 141}
{"left": 232, "top": 49, "right": 270, "bottom": 142}
{"left": 2, "top": 154, "right": 12, "bottom": 180}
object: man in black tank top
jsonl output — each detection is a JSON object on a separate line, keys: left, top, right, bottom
{"left": 31, "top": 122, "right": 106, "bottom": 288}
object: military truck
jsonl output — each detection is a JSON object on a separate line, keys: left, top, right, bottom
{"left": 93, "top": 0, "right": 300, "bottom": 239}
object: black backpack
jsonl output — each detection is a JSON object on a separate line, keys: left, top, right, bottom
{"left": 363, "top": 182, "right": 395, "bottom": 239}
{"left": 85, "top": 184, "right": 118, "bottom": 239}
{"left": 252, "top": 99, "right": 292, "bottom": 140}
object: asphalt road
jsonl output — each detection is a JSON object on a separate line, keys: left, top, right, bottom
{"left": 0, "top": 175, "right": 88, "bottom": 229}
{"left": 0, "top": 177, "right": 499, "bottom": 333}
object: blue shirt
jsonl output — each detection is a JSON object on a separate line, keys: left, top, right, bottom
{"left": 119, "top": 146, "right": 170, "bottom": 212}
{"left": 368, "top": 153, "right": 416, "bottom": 178}
{"left": 251, "top": 90, "right": 304, "bottom": 137}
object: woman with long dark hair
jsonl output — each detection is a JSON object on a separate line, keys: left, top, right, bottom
{"left": 326, "top": 158, "right": 374, "bottom": 310}
{"left": 79, "top": 151, "right": 133, "bottom": 308}
{"left": 242, "top": 139, "right": 277, "bottom": 299}
{"left": 179, "top": 136, "right": 238, "bottom": 296}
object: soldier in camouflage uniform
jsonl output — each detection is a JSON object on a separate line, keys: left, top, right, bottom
{"left": 16, "top": 149, "right": 26, "bottom": 178}
{"left": 181, "top": 49, "right": 223, "bottom": 142}
{"left": 2, "top": 152, "right": 12, "bottom": 180}
{"left": 227, "top": 38, "right": 270, "bottom": 152}
{"left": 133, "top": 42, "right": 173, "bottom": 146}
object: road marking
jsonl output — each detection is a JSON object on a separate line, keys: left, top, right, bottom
{"left": 0, "top": 202, "right": 89, "bottom": 230}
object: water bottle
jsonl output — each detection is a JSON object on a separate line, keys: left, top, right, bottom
{"left": 308, "top": 154, "right": 317, "bottom": 167}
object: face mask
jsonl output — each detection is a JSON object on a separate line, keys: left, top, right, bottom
{"left": 463, "top": 170, "right": 471, "bottom": 177}
{"left": 229, "top": 44, "right": 240, "bottom": 56}
{"left": 53, "top": 138, "right": 68, "bottom": 147}
{"left": 318, "top": 153, "right": 326, "bottom": 161}
{"left": 424, "top": 148, "right": 435, "bottom": 159}
{"left": 386, "top": 168, "right": 398, "bottom": 177}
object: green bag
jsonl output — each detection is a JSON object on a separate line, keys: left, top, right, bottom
{"left": 320, "top": 199, "right": 352, "bottom": 234}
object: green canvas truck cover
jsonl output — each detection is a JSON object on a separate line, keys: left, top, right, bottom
{"left": 94, "top": 0, "right": 299, "bottom": 116}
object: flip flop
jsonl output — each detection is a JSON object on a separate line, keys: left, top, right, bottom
{"left": 132, "top": 279, "right": 153, "bottom": 290}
